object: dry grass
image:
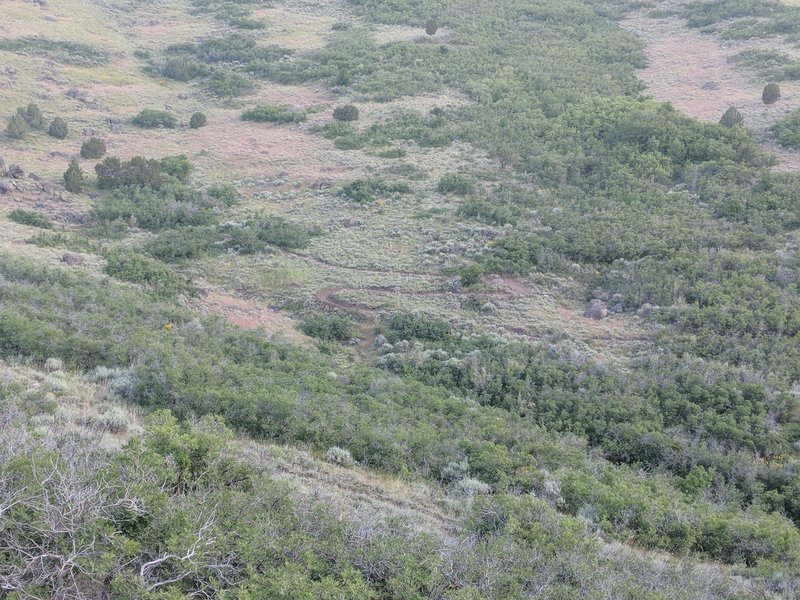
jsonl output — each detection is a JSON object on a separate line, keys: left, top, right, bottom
{"left": 0, "top": 358, "right": 142, "bottom": 449}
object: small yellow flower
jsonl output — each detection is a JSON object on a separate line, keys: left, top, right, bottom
{"left": 163, "top": 323, "right": 173, "bottom": 331}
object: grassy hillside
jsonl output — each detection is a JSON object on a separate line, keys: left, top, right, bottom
{"left": 1, "top": 0, "right": 800, "bottom": 597}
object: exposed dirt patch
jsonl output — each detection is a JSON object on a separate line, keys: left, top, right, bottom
{"left": 622, "top": 8, "right": 800, "bottom": 171}
{"left": 191, "top": 288, "right": 312, "bottom": 346}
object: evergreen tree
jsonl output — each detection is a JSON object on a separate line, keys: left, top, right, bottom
{"left": 6, "top": 113, "right": 28, "bottom": 139}
{"left": 63, "top": 159, "right": 84, "bottom": 193}
{"left": 25, "top": 103, "right": 45, "bottom": 129}
{"left": 763, "top": 83, "right": 781, "bottom": 105}
{"left": 80, "top": 137, "right": 107, "bottom": 159}
{"left": 333, "top": 105, "right": 359, "bottom": 122}
{"left": 189, "top": 112, "right": 207, "bottom": 129}
{"left": 719, "top": 106, "right": 744, "bottom": 127}
{"left": 48, "top": 116, "right": 69, "bottom": 139}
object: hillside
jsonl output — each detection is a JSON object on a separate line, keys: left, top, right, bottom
{"left": 2, "top": 0, "right": 800, "bottom": 597}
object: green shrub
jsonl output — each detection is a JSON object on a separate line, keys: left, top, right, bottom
{"left": 771, "top": 108, "right": 800, "bottom": 148}
{"left": 48, "top": 117, "right": 68, "bottom": 139}
{"left": 340, "top": 179, "right": 375, "bottom": 204}
{"left": 104, "top": 252, "right": 193, "bottom": 297}
{"left": 719, "top": 106, "right": 744, "bottom": 127}
{"left": 24, "top": 103, "right": 45, "bottom": 129}
{"left": 340, "top": 179, "right": 410, "bottom": 204}
{"left": 132, "top": 109, "right": 178, "bottom": 129}
{"left": 242, "top": 105, "right": 306, "bottom": 124}
{"left": 459, "top": 264, "right": 484, "bottom": 287}
{"left": 95, "top": 156, "right": 163, "bottom": 190}
{"left": 438, "top": 173, "right": 474, "bottom": 195}
{"left": 333, "top": 104, "right": 360, "bottom": 122}
{"left": 80, "top": 137, "right": 106, "bottom": 159}
{"left": 300, "top": 314, "right": 353, "bottom": 341}
{"left": 207, "top": 69, "right": 254, "bottom": 97}
{"left": 378, "top": 147, "right": 407, "bottom": 158}
{"left": 6, "top": 113, "right": 28, "bottom": 139}
{"left": 763, "top": 83, "right": 781, "bottom": 104}
{"left": 8, "top": 209, "right": 53, "bottom": 229}
{"left": 425, "top": 18, "right": 439, "bottom": 35}
{"left": 162, "top": 56, "right": 207, "bottom": 81}
{"left": 189, "top": 112, "right": 207, "bottom": 129}
{"left": 63, "top": 159, "right": 83, "bottom": 193}
{"left": 145, "top": 226, "right": 222, "bottom": 262}
{"left": 238, "top": 215, "right": 312, "bottom": 250}
{"left": 160, "top": 154, "right": 193, "bottom": 181}
{"left": 386, "top": 312, "right": 450, "bottom": 342}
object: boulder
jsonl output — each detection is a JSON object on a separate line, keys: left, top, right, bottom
{"left": 7, "top": 164, "right": 24, "bottom": 179}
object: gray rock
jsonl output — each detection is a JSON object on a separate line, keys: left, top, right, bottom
{"left": 7, "top": 164, "right": 23, "bottom": 179}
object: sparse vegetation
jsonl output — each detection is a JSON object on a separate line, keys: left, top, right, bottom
{"left": 8, "top": 209, "right": 53, "bottom": 230}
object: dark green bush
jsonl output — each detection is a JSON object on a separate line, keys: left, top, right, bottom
{"left": 132, "top": 109, "right": 178, "bottom": 129}
{"left": 80, "top": 137, "right": 106, "bottom": 159}
{"left": 340, "top": 179, "right": 411, "bottom": 204}
{"left": 300, "top": 314, "right": 353, "bottom": 341}
{"left": 719, "top": 107, "right": 744, "bottom": 127}
{"left": 104, "top": 252, "right": 194, "bottom": 297}
{"left": 63, "top": 159, "right": 83, "bottom": 193}
{"left": 189, "top": 112, "right": 208, "bottom": 129}
{"left": 386, "top": 312, "right": 450, "bottom": 342}
{"left": 771, "top": 108, "right": 800, "bottom": 148}
{"left": 425, "top": 18, "right": 439, "bottom": 35}
{"left": 95, "top": 156, "right": 163, "bottom": 190}
{"left": 459, "top": 264, "right": 484, "bottom": 287}
{"left": 48, "top": 117, "right": 68, "bottom": 139}
{"left": 241, "top": 105, "right": 306, "bottom": 124}
{"left": 8, "top": 209, "right": 52, "bottom": 229}
{"left": 763, "top": 83, "right": 781, "bottom": 104}
{"left": 437, "top": 172, "right": 474, "bottom": 195}
{"left": 6, "top": 113, "right": 28, "bottom": 139}
{"left": 162, "top": 56, "right": 207, "bottom": 81}
{"left": 145, "top": 226, "right": 222, "bottom": 262}
{"left": 24, "top": 103, "right": 45, "bottom": 129}
{"left": 207, "top": 69, "right": 254, "bottom": 97}
{"left": 333, "top": 104, "right": 360, "bottom": 122}
{"left": 160, "top": 154, "right": 193, "bottom": 181}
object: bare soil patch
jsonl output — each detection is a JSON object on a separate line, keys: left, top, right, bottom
{"left": 191, "top": 288, "right": 312, "bottom": 347}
